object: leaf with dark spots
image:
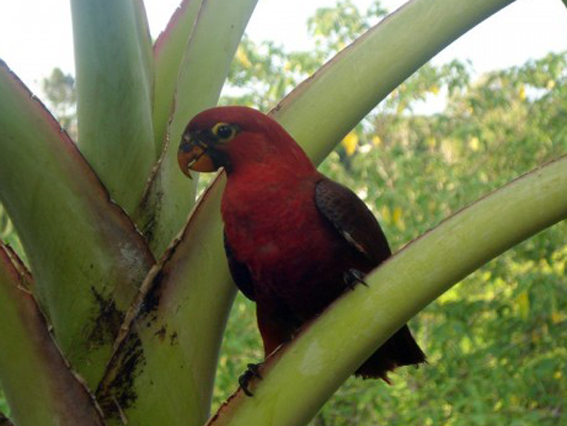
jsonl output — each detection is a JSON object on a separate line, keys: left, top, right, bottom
{"left": 170, "top": 332, "right": 179, "bottom": 346}
{"left": 0, "top": 61, "right": 155, "bottom": 386}
{"left": 96, "top": 332, "right": 145, "bottom": 418}
{"left": 88, "top": 287, "right": 125, "bottom": 347}
{"left": 138, "top": 269, "right": 165, "bottom": 320}
{"left": 154, "top": 326, "right": 167, "bottom": 341}
{"left": 0, "top": 244, "right": 105, "bottom": 425}
{"left": 97, "top": 172, "right": 236, "bottom": 425}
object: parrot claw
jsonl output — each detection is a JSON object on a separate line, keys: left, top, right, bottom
{"left": 344, "top": 268, "right": 368, "bottom": 290}
{"left": 239, "top": 363, "right": 263, "bottom": 397}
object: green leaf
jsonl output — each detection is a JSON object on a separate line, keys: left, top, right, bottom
{"left": 0, "top": 62, "right": 154, "bottom": 386}
{"left": 0, "top": 245, "right": 105, "bottom": 426}
{"left": 133, "top": 0, "right": 154, "bottom": 104}
{"left": 152, "top": 0, "right": 206, "bottom": 153}
{"left": 71, "top": 0, "right": 156, "bottom": 214}
{"left": 134, "top": 0, "right": 258, "bottom": 256}
{"left": 204, "top": 155, "right": 567, "bottom": 426}
{"left": 98, "top": 174, "right": 235, "bottom": 426}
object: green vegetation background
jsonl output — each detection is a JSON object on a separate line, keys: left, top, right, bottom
{"left": 1, "top": 1, "right": 565, "bottom": 424}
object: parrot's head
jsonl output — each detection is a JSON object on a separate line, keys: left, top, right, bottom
{"left": 178, "top": 106, "right": 314, "bottom": 177}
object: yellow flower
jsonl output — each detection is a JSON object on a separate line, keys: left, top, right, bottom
{"left": 519, "top": 84, "right": 526, "bottom": 101}
{"left": 516, "top": 291, "right": 530, "bottom": 319}
{"left": 469, "top": 136, "right": 480, "bottom": 151}
{"left": 341, "top": 132, "right": 358, "bottom": 156}
{"left": 380, "top": 205, "right": 391, "bottom": 224}
{"left": 236, "top": 45, "right": 251, "bottom": 68}
{"left": 547, "top": 79, "right": 556, "bottom": 90}
{"left": 393, "top": 206, "right": 405, "bottom": 231}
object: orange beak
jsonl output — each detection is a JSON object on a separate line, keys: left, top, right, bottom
{"left": 177, "top": 133, "right": 217, "bottom": 178}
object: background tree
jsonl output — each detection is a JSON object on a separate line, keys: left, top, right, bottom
{"left": 40, "top": 68, "right": 77, "bottom": 138}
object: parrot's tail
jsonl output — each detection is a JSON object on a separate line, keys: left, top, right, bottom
{"left": 355, "top": 324, "right": 426, "bottom": 382}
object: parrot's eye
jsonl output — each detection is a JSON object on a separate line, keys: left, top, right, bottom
{"left": 211, "top": 122, "right": 237, "bottom": 142}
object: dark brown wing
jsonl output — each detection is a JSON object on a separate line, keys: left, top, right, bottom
{"left": 315, "top": 178, "right": 391, "bottom": 266}
{"left": 223, "top": 232, "right": 256, "bottom": 301}
{"left": 315, "top": 178, "right": 426, "bottom": 379}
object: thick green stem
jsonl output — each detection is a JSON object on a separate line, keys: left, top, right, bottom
{"left": 71, "top": 0, "right": 155, "bottom": 214}
{"left": 0, "top": 62, "right": 154, "bottom": 387}
{"left": 0, "top": 245, "right": 105, "bottom": 426}
{"left": 207, "top": 156, "right": 567, "bottom": 426}
{"left": 98, "top": 176, "right": 234, "bottom": 426}
{"left": 152, "top": 0, "right": 206, "bottom": 154}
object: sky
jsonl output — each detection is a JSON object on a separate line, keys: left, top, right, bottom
{"left": 0, "top": 0, "right": 565, "bottom": 97}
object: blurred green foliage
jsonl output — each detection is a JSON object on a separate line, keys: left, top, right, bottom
{"left": 1, "top": 1, "right": 565, "bottom": 424}
{"left": 222, "top": 0, "right": 388, "bottom": 111}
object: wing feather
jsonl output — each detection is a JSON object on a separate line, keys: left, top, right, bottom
{"left": 223, "top": 232, "right": 256, "bottom": 301}
{"left": 315, "top": 178, "right": 391, "bottom": 265}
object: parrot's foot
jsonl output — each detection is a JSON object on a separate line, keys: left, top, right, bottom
{"left": 239, "top": 363, "right": 263, "bottom": 397}
{"left": 344, "top": 268, "right": 368, "bottom": 290}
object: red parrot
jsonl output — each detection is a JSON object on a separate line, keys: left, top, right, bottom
{"left": 178, "top": 106, "right": 425, "bottom": 393}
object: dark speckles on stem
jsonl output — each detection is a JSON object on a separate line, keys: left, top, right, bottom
{"left": 170, "top": 332, "right": 178, "bottom": 346}
{"left": 154, "top": 326, "right": 167, "bottom": 341}
{"left": 96, "top": 332, "right": 145, "bottom": 418}
{"left": 95, "top": 243, "right": 177, "bottom": 419}
{"left": 88, "top": 287, "right": 125, "bottom": 347}
{"left": 140, "top": 211, "right": 157, "bottom": 247}
{"left": 136, "top": 187, "right": 164, "bottom": 245}
{"left": 139, "top": 269, "right": 165, "bottom": 323}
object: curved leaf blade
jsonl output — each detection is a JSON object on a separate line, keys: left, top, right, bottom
{"left": 0, "top": 62, "right": 154, "bottom": 386}
{"left": 98, "top": 174, "right": 235, "bottom": 426}
{"left": 152, "top": 0, "right": 206, "bottom": 153}
{"left": 71, "top": 0, "right": 156, "bottom": 214}
{"left": 0, "top": 244, "right": 105, "bottom": 426}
